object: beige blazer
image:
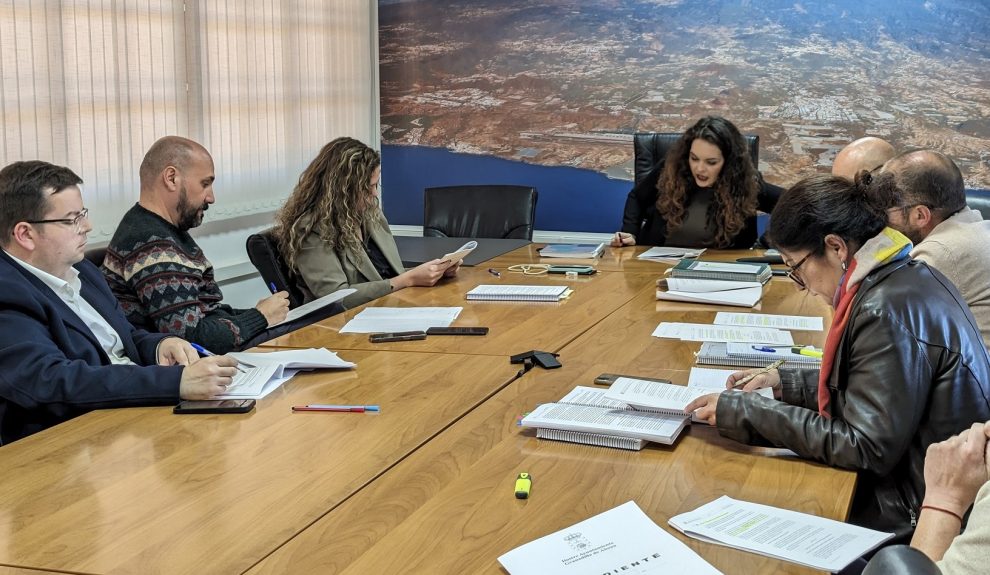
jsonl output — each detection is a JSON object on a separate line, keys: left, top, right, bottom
{"left": 293, "top": 215, "right": 405, "bottom": 310}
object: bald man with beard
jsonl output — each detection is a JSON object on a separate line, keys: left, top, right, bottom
{"left": 832, "top": 137, "right": 896, "bottom": 180}
{"left": 103, "top": 136, "right": 289, "bottom": 353}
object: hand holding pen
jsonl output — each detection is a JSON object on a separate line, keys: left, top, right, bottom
{"left": 189, "top": 342, "right": 255, "bottom": 374}
{"left": 610, "top": 232, "right": 635, "bottom": 247}
{"left": 256, "top": 286, "right": 290, "bottom": 326}
{"left": 727, "top": 359, "right": 786, "bottom": 395}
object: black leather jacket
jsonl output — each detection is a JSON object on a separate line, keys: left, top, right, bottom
{"left": 716, "top": 258, "right": 990, "bottom": 538}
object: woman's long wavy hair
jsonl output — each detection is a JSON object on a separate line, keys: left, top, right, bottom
{"left": 657, "top": 116, "right": 759, "bottom": 247}
{"left": 274, "top": 137, "right": 383, "bottom": 272}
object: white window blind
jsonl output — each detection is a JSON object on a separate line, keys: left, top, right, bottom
{"left": 0, "top": 0, "right": 377, "bottom": 239}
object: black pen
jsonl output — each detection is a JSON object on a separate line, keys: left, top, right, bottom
{"left": 487, "top": 268, "right": 501, "bottom": 278}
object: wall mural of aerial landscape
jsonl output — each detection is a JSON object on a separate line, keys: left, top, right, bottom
{"left": 379, "top": 0, "right": 990, "bottom": 232}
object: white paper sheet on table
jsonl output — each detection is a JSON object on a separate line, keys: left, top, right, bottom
{"left": 688, "top": 367, "right": 774, "bottom": 398}
{"left": 669, "top": 496, "right": 893, "bottom": 572}
{"left": 339, "top": 306, "right": 462, "bottom": 333}
{"left": 652, "top": 322, "right": 794, "bottom": 345}
{"left": 713, "top": 312, "right": 824, "bottom": 332}
{"left": 499, "top": 501, "right": 722, "bottom": 575}
{"left": 663, "top": 278, "right": 763, "bottom": 293}
{"left": 269, "top": 288, "right": 356, "bottom": 327}
{"left": 689, "top": 261, "right": 761, "bottom": 273}
{"left": 217, "top": 348, "right": 355, "bottom": 399}
{"left": 657, "top": 286, "right": 763, "bottom": 307}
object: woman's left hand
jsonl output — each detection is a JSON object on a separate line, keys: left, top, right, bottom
{"left": 443, "top": 260, "right": 462, "bottom": 278}
{"left": 684, "top": 393, "right": 719, "bottom": 426}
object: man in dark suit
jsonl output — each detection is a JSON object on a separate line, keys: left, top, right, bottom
{"left": 0, "top": 160, "right": 238, "bottom": 444}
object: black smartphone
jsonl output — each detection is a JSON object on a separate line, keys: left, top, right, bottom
{"left": 173, "top": 399, "right": 256, "bottom": 414}
{"left": 368, "top": 331, "right": 428, "bottom": 343}
{"left": 593, "top": 373, "right": 672, "bottom": 386}
{"left": 547, "top": 265, "right": 596, "bottom": 275}
{"left": 426, "top": 326, "right": 489, "bottom": 336}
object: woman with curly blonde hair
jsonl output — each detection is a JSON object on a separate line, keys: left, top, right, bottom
{"left": 273, "top": 137, "right": 456, "bottom": 309}
{"left": 612, "top": 116, "right": 781, "bottom": 248}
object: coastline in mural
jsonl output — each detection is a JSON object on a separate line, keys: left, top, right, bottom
{"left": 379, "top": 0, "right": 990, "bottom": 188}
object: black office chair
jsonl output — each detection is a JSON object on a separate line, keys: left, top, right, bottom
{"left": 633, "top": 132, "right": 760, "bottom": 185}
{"left": 245, "top": 229, "right": 306, "bottom": 309}
{"left": 84, "top": 245, "right": 108, "bottom": 268}
{"left": 423, "top": 185, "right": 538, "bottom": 240}
{"left": 966, "top": 189, "right": 990, "bottom": 220}
{"left": 861, "top": 545, "right": 941, "bottom": 575}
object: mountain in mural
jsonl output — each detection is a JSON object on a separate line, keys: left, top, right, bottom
{"left": 379, "top": 0, "right": 990, "bottom": 187}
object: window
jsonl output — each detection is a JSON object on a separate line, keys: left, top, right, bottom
{"left": 0, "top": 0, "right": 377, "bottom": 238}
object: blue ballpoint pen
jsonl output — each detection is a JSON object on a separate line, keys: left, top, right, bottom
{"left": 268, "top": 282, "right": 278, "bottom": 294}
{"left": 189, "top": 342, "right": 254, "bottom": 372}
{"left": 751, "top": 345, "right": 778, "bottom": 353}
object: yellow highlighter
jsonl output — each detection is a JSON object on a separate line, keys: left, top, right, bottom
{"left": 792, "top": 346, "right": 824, "bottom": 359}
{"left": 514, "top": 472, "right": 532, "bottom": 499}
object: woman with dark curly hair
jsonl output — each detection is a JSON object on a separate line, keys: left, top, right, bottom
{"left": 612, "top": 115, "right": 781, "bottom": 248}
{"left": 272, "top": 137, "right": 458, "bottom": 310}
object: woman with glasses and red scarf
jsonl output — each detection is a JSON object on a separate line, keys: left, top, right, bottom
{"left": 685, "top": 174, "right": 990, "bottom": 542}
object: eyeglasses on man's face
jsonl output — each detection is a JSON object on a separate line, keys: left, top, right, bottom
{"left": 26, "top": 207, "right": 90, "bottom": 234}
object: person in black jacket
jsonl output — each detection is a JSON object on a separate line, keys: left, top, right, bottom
{"left": 685, "top": 174, "right": 990, "bottom": 540}
{"left": 612, "top": 115, "right": 781, "bottom": 248}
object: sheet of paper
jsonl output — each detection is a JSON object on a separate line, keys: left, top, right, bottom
{"left": 605, "top": 377, "right": 710, "bottom": 411}
{"left": 558, "top": 386, "right": 629, "bottom": 409}
{"left": 499, "top": 501, "right": 722, "bottom": 575}
{"left": 657, "top": 286, "right": 762, "bottom": 308}
{"left": 218, "top": 362, "right": 282, "bottom": 398}
{"left": 218, "top": 348, "right": 356, "bottom": 399}
{"left": 339, "top": 306, "right": 462, "bottom": 333}
{"left": 724, "top": 342, "right": 821, "bottom": 362}
{"left": 664, "top": 278, "right": 763, "bottom": 293}
{"left": 270, "top": 288, "right": 356, "bottom": 327}
{"left": 439, "top": 240, "right": 477, "bottom": 268}
{"left": 689, "top": 261, "right": 761, "bottom": 273}
{"left": 714, "top": 312, "right": 824, "bottom": 332}
{"left": 652, "top": 322, "right": 794, "bottom": 345}
{"left": 687, "top": 367, "right": 737, "bottom": 389}
{"left": 688, "top": 368, "right": 774, "bottom": 398}
{"left": 669, "top": 496, "right": 893, "bottom": 572}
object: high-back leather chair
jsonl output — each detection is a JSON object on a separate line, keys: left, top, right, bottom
{"left": 245, "top": 229, "right": 306, "bottom": 308}
{"left": 84, "top": 245, "right": 108, "bottom": 268}
{"left": 966, "top": 189, "right": 990, "bottom": 220}
{"left": 633, "top": 132, "right": 760, "bottom": 185}
{"left": 423, "top": 185, "right": 538, "bottom": 240}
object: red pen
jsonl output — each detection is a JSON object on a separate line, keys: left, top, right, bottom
{"left": 291, "top": 404, "right": 380, "bottom": 412}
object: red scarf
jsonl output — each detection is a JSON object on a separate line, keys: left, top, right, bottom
{"left": 817, "top": 228, "right": 912, "bottom": 417}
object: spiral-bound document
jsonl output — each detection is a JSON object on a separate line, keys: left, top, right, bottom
{"left": 521, "top": 386, "right": 689, "bottom": 449}
{"left": 466, "top": 284, "right": 571, "bottom": 302}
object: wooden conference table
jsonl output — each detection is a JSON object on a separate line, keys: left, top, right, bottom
{"left": 0, "top": 245, "right": 850, "bottom": 575}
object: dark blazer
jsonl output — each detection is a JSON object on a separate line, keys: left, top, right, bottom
{"left": 0, "top": 251, "right": 183, "bottom": 444}
{"left": 716, "top": 259, "right": 990, "bottom": 538}
{"left": 620, "top": 160, "right": 782, "bottom": 247}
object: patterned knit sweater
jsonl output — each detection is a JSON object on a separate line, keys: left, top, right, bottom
{"left": 102, "top": 204, "right": 268, "bottom": 353}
